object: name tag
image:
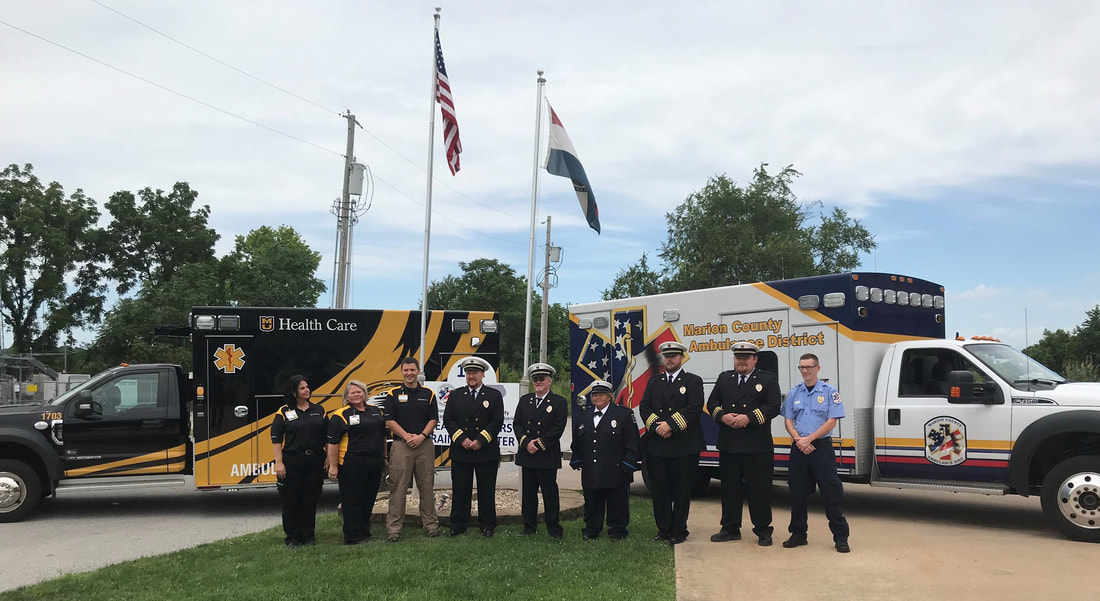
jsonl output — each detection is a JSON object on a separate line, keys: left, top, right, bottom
{"left": 349, "top": 414, "right": 360, "bottom": 425}
{"left": 285, "top": 410, "right": 298, "bottom": 421}
{"left": 398, "top": 394, "right": 409, "bottom": 403}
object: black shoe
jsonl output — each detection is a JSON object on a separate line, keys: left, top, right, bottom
{"left": 285, "top": 540, "right": 301, "bottom": 548}
{"left": 835, "top": 540, "right": 850, "bottom": 553}
{"left": 668, "top": 534, "right": 687, "bottom": 545}
{"left": 427, "top": 530, "right": 441, "bottom": 538}
{"left": 582, "top": 533, "right": 598, "bottom": 540}
{"left": 480, "top": 528, "right": 495, "bottom": 538}
{"left": 344, "top": 538, "right": 369, "bottom": 545}
{"left": 549, "top": 531, "right": 564, "bottom": 539}
{"left": 447, "top": 529, "right": 466, "bottom": 538}
{"left": 709, "top": 529, "right": 740, "bottom": 542}
{"left": 782, "top": 533, "right": 808, "bottom": 548}
{"left": 758, "top": 534, "right": 773, "bottom": 547}
{"left": 518, "top": 529, "right": 536, "bottom": 536}
{"left": 652, "top": 531, "right": 669, "bottom": 542}
{"left": 609, "top": 535, "right": 624, "bottom": 541}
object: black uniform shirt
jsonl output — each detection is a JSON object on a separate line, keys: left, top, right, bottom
{"left": 383, "top": 384, "right": 438, "bottom": 436}
{"left": 270, "top": 402, "right": 327, "bottom": 453}
{"left": 327, "top": 405, "right": 387, "bottom": 466}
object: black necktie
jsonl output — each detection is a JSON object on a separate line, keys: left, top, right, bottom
{"left": 536, "top": 396, "right": 544, "bottom": 408}
{"left": 738, "top": 376, "right": 745, "bottom": 389}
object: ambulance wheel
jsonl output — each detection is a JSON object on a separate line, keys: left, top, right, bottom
{"left": 0, "top": 459, "right": 42, "bottom": 523}
{"left": 1041, "top": 456, "right": 1100, "bottom": 543}
{"left": 691, "top": 473, "right": 711, "bottom": 498}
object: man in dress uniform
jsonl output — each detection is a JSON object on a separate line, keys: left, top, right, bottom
{"left": 569, "top": 380, "right": 640, "bottom": 540}
{"left": 443, "top": 356, "right": 504, "bottom": 538}
{"left": 639, "top": 340, "right": 705, "bottom": 544}
{"left": 705, "top": 342, "right": 782, "bottom": 546}
{"left": 383, "top": 357, "right": 440, "bottom": 542}
{"left": 781, "top": 353, "right": 851, "bottom": 553}
{"left": 514, "top": 362, "right": 568, "bottom": 538}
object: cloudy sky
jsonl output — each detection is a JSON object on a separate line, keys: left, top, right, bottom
{"left": 2, "top": 0, "right": 1098, "bottom": 356}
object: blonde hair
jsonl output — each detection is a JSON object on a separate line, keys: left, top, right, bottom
{"left": 343, "top": 380, "right": 368, "bottom": 405}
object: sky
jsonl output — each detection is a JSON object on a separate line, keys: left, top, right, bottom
{"left": 2, "top": 0, "right": 1098, "bottom": 357}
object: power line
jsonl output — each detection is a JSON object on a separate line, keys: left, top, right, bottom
{"left": 0, "top": 18, "right": 344, "bottom": 158}
{"left": 90, "top": 0, "right": 344, "bottom": 118}
{"left": 90, "top": 0, "right": 527, "bottom": 224}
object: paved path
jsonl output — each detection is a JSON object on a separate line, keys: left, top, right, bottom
{"left": 673, "top": 482, "right": 1096, "bottom": 601}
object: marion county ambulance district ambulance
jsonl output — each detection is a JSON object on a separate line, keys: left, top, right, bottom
{"left": 570, "top": 272, "right": 1100, "bottom": 542}
{"left": 0, "top": 306, "right": 518, "bottom": 522}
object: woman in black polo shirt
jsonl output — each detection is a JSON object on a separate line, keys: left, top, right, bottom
{"left": 327, "top": 380, "right": 387, "bottom": 544}
{"left": 271, "top": 375, "right": 328, "bottom": 547}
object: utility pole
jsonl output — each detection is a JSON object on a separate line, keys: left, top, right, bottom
{"left": 334, "top": 110, "right": 358, "bottom": 309}
{"left": 539, "top": 216, "right": 552, "bottom": 363}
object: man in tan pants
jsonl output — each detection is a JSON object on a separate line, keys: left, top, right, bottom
{"left": 383, "top": 357, "right": 440, "bottom": 541}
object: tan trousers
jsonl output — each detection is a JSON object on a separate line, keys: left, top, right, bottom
{"left": 386, "top": 439, "right": 439, "bottom": 535}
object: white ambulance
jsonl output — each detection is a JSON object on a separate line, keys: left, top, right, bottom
{"left": 569, "top": 272, "right": 1100, "bottom": 542}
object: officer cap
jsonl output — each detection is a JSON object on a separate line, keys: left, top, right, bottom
{"left": 527, "top": 362, "right": 556, "bottom": 378}
{"left": 731, "top": 341, "right": 759, "bottom": 356}
{"left": 459, "top": 356, "right": 491, "bottom": 372}
{"left": 659, "top": 340, "right": 687, "bottom": 356}
{"left": 589, "top": 380, "right": 613, "bottom": 394}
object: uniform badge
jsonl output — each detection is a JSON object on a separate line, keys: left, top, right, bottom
{"left": 755, "top": 384, "right": 762, "bottom": 392}
{"left": 611, "top": 419, "right": 617, "bottom": 428}
{"left": 483, "top": 400, "right": 490, "bottom": 408}
{"left": 817, "top": 395, "right": 825, "bottom": 404}
{"left": 285, "top": 410, "right": 298, "bottom": 421}
{"left": 349, "top": 414, "right": 361, "bottom": 425}
{"left": 679, "top": 386, "right": 686, "bottom": 394}
{"left": 832, "top": 391, "right": 842, "bottom": 404}
{"left": 546, "top": 404, "right": 553, "bottom": 413}
{"left": 398, "top": 393, "right": 409, "bottom": 403}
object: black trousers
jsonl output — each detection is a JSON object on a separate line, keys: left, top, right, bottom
{"left": 718, "top": 451, "right": 774, "bottom": 536}
{"left": 582, "top": 485, "right": 630, "bottom": 538}
{"left": 787, "top": 437, "right": 849, "bottom": 541}
{"left": 646, "top": 452, "right": 699, "bottom": 537}
{"left": 450, "top": 460, "right": 499, "bottom": 532}
{"left": 338, "top": 460, "right": 383, "bottom": 543}
{"left": 521, "top": 466, "right": 561, "bottom": 535}
{"left": 277, "top": 460, "right": 324, "bottom": 544}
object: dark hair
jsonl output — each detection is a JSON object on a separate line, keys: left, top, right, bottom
{"left": 284, "top": 375, "right": 307, "bottom": 403}
{"left": 799, "top": 353, "right": 820, "bottom": 365}
{"left": 400, "top": 357, "right": 420, "bottom": 368}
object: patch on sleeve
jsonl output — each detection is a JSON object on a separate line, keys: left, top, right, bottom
{"left": 832, "top": 391, "right": 842, "bottom": 404}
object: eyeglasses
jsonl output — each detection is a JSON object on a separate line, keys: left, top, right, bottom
{"left": 797, "top": 365, "right": 819, "bottom": 370}
{"left": 532, "top": 375, "right": 549, "bottom": 382}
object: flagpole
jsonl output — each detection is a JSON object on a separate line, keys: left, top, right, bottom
{"left": 420, "top": 7, "right": 442, "bottom": 375}
{"left": 522, "top": 70, "right": 546, "bottom": 389}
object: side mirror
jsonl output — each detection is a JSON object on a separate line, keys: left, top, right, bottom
{"left": 947, "top": 370, "right": 1004, "bottom": 405}
{"left": 74, "top": 390, "right": 102, "bottom": 418}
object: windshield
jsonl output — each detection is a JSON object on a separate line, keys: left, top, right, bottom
{"left": 967, "top": 343, "right": 1065, "bottom": 390}
{"left": 48, "top": 367, "right": 124, "bottom": 406}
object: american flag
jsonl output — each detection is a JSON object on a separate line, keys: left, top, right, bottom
{"left": 435, "top": 31, "right": 462, "bottom": 175}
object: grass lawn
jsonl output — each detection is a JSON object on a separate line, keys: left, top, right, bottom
{"left": 3, "top": 496, "right": 674, "bottom": 601}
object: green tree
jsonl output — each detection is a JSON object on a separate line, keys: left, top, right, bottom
{"left": 103, "top": 183, "right": 219, "bottom": 295}
{"left": 85, "top": 262, "right": 222, "bottom": 373}
{"left": 222, "top": 225, "right": 325, "bottom": 307}
{"left": 602, "top": 252, "right": 665, "bottom": 300}
{"left": 0, "top": 164, "right": 105, "bottom": 353}
{"left": 427, "top": 258, "right": 569, "bottom": 380}
{"left": 605, "top": 165, "right": 877, "bottom": 297}
{"left": 1024, "top": 305, "right": 1100, "bottom": 380}
{"left": 1024, "top": 328, "right": 1074, "bottom": 375}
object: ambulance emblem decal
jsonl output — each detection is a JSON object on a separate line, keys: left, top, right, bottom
{"left": 214, "top": 344, "right": 247, "bottom": 374}
{"left": 924, "top": 416, "right": 966, "bottom": 466}
{"left": 260, "top": 316, "right": 275, "bottom": 332}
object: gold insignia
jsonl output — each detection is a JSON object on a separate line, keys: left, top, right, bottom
{"left": 679, "top": 386, "right": 686, "bottom": 394}
{"left": 611, "top": 419, "right": 618, "bottom": 428}
{"left": 483, "top": 400, "right": 490, "bottom": 408}
{"left": 818, "top": 395, "right": 825, "bottom": 404}
{"left": 755, "top": 383, "right": 762, "bottom": 392}
{"left": 546, "top": 404, "right": 553, "bottom": 413}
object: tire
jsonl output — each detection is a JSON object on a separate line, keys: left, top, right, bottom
{"left": 0, "top": 459, "right": 43, "bottom": 523}
{"left": 691, "top": 471, "right": 711, "bottom": 497}
{"left": 1040, "top": 456, "right": 1100, "bottom": 543}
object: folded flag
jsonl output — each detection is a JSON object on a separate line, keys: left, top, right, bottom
{"left": 545, "top": 104, "right": 600, "bottom": 234}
